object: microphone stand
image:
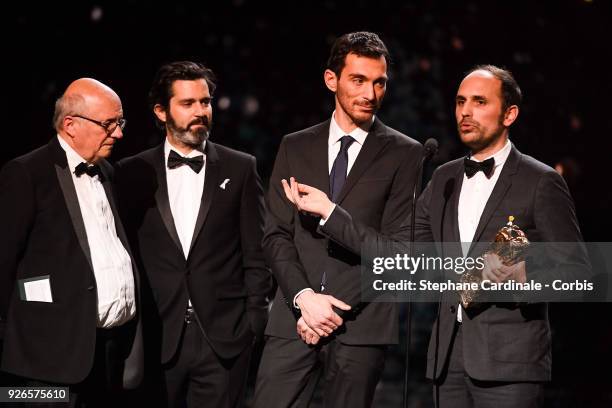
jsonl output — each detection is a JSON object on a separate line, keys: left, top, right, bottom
{"left": 403, "top": 139, "right": 438, "bottom": 408}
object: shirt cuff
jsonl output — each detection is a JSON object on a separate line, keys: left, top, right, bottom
{"left": 318, "top": 204, "right": 337, "bottom": 226}
{"left": 293, "top": 288, "right": 315, "bottom": 309}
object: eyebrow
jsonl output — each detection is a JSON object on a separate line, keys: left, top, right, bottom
{"left": 347, "top": 73, "right": 388, "bottom": 81}
{"left": 102, "top": 115, "right": 123, "bottom": 123}
{"left": 456, "top": 95, "right": 487, "bottom": 101}
{"left": 178, "top": 96, "right": 211, "bottom": 103}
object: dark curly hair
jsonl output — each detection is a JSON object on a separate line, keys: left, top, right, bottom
{"left": 326, "top": 31, "right": 390, "bottom": 78}
{"left": 148, "top": 61, "right": 216, "bottom": 128}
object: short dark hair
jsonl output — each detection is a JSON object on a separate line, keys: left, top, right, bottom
{"left": 467, "top": 64, "right": 522, "bottom": 111}
{"left": 148, "top": 61, "right": 216, "bottom": 125}
{"left": 326, "top": 31, "right": 390, "bottom": 77}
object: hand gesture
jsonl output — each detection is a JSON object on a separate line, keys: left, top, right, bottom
{"left": 281, "top": 177, "right": 335, "bottom": 220}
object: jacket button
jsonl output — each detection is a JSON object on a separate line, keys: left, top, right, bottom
{"left": 449, "top": 305, "right": 456, "bottom": 314}
{"left": 87, "top": 285, "right": 95, "bottom": 291}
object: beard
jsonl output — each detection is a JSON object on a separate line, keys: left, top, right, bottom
{"left": 166, "top": 113, "right": 212, "bottom": 147}
{"left": 336, "top": 88, "right": 381, "bottom": 126}
{"left": 458, "top": 114, "right": 505, "bottom": 152}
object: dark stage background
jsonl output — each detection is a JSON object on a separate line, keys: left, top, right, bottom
{"left": 3, "top": 1, "right": 612, "bottom": 406}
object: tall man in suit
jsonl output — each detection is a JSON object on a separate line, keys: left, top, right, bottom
{"left": 115, "top": 61, "right": 272, "bottom": 408}
{"left": 0, "top": 78, "right": 143, "bottom": 406}
{"left": 280, "top": 65, "right": 590, "bottom": 408}
{"left": 253, "top": 32, "right": 423, "bottom": 407}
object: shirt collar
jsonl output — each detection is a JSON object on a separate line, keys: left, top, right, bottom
{"left": 470, "top": 138, "right": 512, "bottom": 168}
{"left": 164, "top": 137, "right": 207, "bottom": 159}
{"left": 57, "top": 134, "right": 90, "bottom": 173}
{"left": 328, "top": 111, "right": 372, "bottom": 147}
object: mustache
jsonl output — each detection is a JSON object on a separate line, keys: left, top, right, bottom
{"left": 188, "top": 117, "right": 210, "bottom": 127}
{"left": 459, "top": 119, "right": 479, "bottom": 127}
{"left": 356, "top": 102, "right": 377, "bottom": 109}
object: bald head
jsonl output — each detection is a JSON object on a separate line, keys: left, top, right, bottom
{"left": 464, "top": 69, "right": 496, "bottom": 81}
{"left": 54, "top": 78, "right": 124, "bottom": 163}
{"left": 53, "top": 78, "right": 121, "bottom": 131}
{"left": 462, "top": 65, "right": 522, "bottom": 111}
{"left": 64, "top": 78, "right": 118, "bottom": 100}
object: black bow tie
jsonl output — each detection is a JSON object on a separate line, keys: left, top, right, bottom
{"left": 464, "top": 157, "right": 495, "bottom": 178}
{"left": 75, "top": 162, "right": 103, "bottom": 178}
{"left": 167, "top": 150, "right": 204, "bottom": 173}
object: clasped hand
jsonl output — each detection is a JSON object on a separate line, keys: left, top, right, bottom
{"left": 295, "top": 290, "right": 351, "bottom": 345}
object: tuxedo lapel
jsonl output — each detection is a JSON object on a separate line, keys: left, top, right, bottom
{"left": 151, "top": 144, "right": 183, "bottom": 253}
{"left": 303, "top": 121, "right": 331, "bottom": 196}
{"left": 99, "top": 162, "right": 130, "bottom": 250}
{"left": 188, "top": 141, "right": 220, "bottom": 255}
{"left": 49, "top": 138, "right": 93, "bottom": 272}
{"left": 448, "top": 165, "right": 463, "bottom": 244}
{"left": 437, "top": 162, "right": 464, "bottom": 258}
{"left": 335, "top": 118, "right": 390, "bottom": 204}
{"left": 467, "top": 146, "right": 521, "bottom": 256}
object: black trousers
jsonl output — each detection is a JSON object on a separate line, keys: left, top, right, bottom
{"left": 162, "top": 319, "right": 251, "bottom": 408}
{"left": 4, "top": 325, "right": 133, "bottom": 408}
{"left": 253, "top": 336, "right": 386, "bottom": 408}
{"left": 434, "top": 323, "right": 544, "bottom": 408}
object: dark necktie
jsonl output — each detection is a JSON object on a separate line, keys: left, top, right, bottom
{"left": 167, "top": 150, "right": 204, "bottom": 174}
{"left": 74, "top": 162, "right": 103, "bottom": 179}
{"left": 464, "top": 157, "right": 495, "bottom": 178}
{"left": 330, "top": 136, "right": 355, "bottom": 202}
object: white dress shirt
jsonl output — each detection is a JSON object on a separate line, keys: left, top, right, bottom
{"left": 326, "top": 112, "right": 370, "bottom": 175}
{"left": 164, "top": 138, "right": 207, "bottom": 259}
{"left": 457, "top": 139, "right": 512, "bottom": 321}
{"left": 58, "top": 135, "right": 135, "bottom": 328}
{"left": 164, "top": 139, "right": 207, "bottom": 308}
{"left": 294, "top": 112, "right": 373, "bottom": 306}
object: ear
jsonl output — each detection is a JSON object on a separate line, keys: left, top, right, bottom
{"left": 503, "top": 105, "right": 519, "bottom": 127}
{"left": 62, "top": 116, "right": 77, "bottom": 138}
{"left": 324, "top": 69, "right": 338, "bottom": 93}
{"left": 153, "top": 104, "right": 167, "bottom": 123}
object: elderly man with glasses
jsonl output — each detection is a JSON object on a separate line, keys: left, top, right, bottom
{"left": 0, "top": 78, "right": 142, "bottom": 407}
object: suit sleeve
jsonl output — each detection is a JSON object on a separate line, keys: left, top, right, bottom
{"left": 320, "top": 164, "right": 435, "bottom": 258}
{"left": 0, "top": 160, "right": 36, "bottom": 340}
{"left": 523, "top": 170, "right": 591, "bottom": 300}
{"left": 240, "top": 156, "right": 273, "bottom": 338}
{"left": 262, "top": 138, "right": 313, "bottom": 315}
{"left": 319, "top": 143, "right": 425, "bottom": 307}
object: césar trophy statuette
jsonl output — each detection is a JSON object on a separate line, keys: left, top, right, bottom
{"left": 459, "top": 216, "right": 529, "bottom": 307}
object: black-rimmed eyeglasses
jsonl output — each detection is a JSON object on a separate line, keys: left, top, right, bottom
{"left": 72, "top": 114, "right": 126, "bottom": 133}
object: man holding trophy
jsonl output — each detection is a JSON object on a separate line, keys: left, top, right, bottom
{"left": 278, "top": 65, "right": 590, "bottom": 407}
{"left": 410, "top": 65, "right": 589, "bottom": 407}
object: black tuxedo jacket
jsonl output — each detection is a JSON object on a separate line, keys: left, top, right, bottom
{"left": 418, "top": 145, "right": 589, "bottom": 381}
{"left": 322, "top": 145, "right": 590, "bottom": 381}
{"left": 115, "top": 141, "right": 272, "bottom": 363}
{"left": 0, "top": 137, "right": 143, "bottom": 387}
{"left": 264, "top": 118, "right": 423, "bottom": 345}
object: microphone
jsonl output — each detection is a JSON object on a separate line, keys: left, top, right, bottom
{"left": 423, "top": 138, "right": 439, "bottom": 162}
{"left": 403, "top": 138, "right": 438, "bottom": 408}
{"left": 411, "top": 138, "right": 438, "bottom": 253}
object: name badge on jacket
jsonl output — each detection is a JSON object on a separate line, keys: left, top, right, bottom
{"left": 18, "top": 275, "right": 53, "bottom": 302}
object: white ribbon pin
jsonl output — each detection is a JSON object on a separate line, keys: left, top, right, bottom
{"left": 220, "top": 178, "right": 230, "bottom": 190}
